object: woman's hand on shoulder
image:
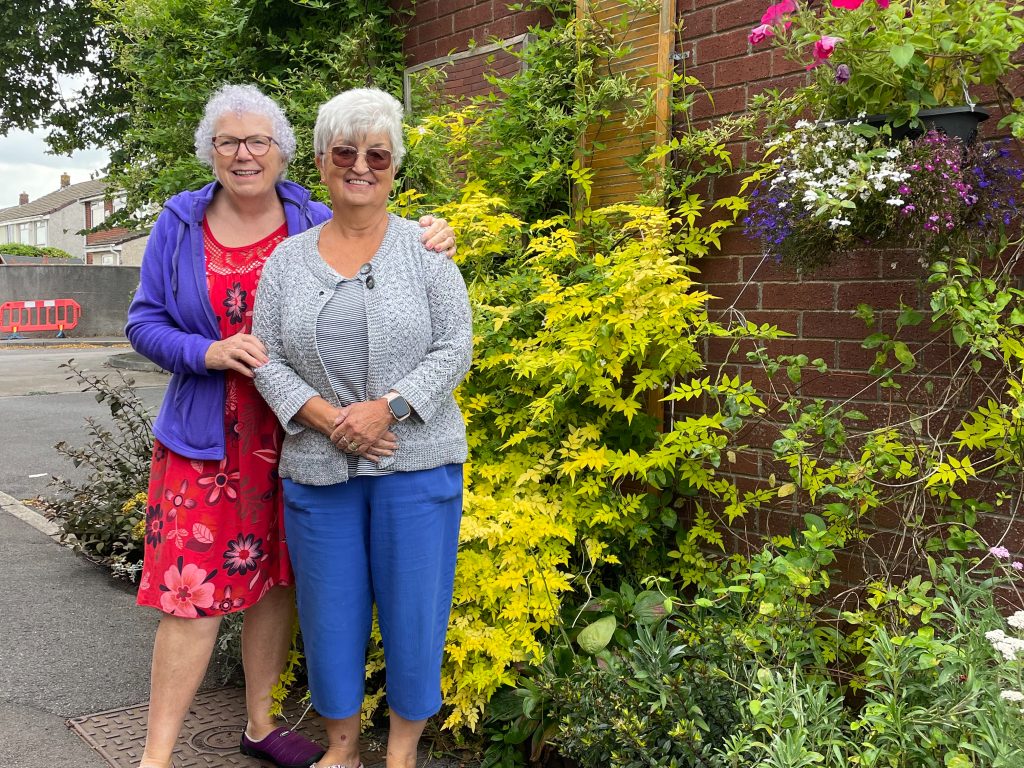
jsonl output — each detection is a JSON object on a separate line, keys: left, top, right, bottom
{"left": 204, "top": 333, "right": 269, "bottom": 377}
{"left": 419, "top": 215, "right": 457, "bottom": 259}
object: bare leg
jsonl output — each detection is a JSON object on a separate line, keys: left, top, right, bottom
{"left": 138, "top": 613, "right": 222, "bottom": 767}
{"left": 242, "top": 584, "right": 296, "bottom": 739}
{"left": 386, "top": 712, "right": 426, "bottom": 768}
{"left": 316, "top": 713, "right": 361, "bottom": 767}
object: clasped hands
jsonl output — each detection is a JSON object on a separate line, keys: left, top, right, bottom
{"left": 329, "top": 399, "right": 397, "bottom": 463}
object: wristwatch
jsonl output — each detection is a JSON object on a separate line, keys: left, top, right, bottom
{"left": 384, "top": 391, "right": 411, "bottom": 422}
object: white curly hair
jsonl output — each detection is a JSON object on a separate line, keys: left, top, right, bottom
{"left": 194, "top": 84, "right": 297, "bottom": 172}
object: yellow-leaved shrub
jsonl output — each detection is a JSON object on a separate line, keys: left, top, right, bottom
{"left": 390, "top": 184, "right": 780, "bottom": 729}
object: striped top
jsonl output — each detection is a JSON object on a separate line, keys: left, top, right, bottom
{"left": 315, "top": 265, "right": 392, "bottom": 477}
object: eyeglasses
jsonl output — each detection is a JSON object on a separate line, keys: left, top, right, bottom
{"left": 328, "top": 145, "right": 393, "bottom": 171}
{"left": 211, "top": 135, "right": 277, "bottom": 157}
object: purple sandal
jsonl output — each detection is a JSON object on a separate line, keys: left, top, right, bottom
{"left": 240, "top": 726, "right": 325, "bottom": 768}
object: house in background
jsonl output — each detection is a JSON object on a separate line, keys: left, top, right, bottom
{"left": 0, "top": 173, "right": 149, "bottom": 266}
{"left": 79, "top": 186, "right": 149, "bottom": 266}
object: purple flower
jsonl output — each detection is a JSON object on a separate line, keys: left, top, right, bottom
{"left": 990, "top": 545, "right": 1012, "bottom": 559}
{"left": 1013, "top": 562, "right": 1024, "bottom": 571}
{"left": 835, "top": 64, "right": 851, "bottom": 84}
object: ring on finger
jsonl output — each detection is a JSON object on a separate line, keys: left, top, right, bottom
{"left": 350, "top": 441, "right": 361, "bottom": 451}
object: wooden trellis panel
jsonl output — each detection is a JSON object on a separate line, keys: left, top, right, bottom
{"left": 576, "top": 0, "right": 674, "bottom": 207}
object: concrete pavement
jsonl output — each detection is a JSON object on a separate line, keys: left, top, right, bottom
{"left": 0, "top": 492, "right": 158, "bottom": 768}
{"left": 0, "top": 338, "right": 160, "bottom": 766}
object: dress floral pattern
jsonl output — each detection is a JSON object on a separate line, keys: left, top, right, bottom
{"left": 136, "top": 219, "right": 291, "bottom": 617}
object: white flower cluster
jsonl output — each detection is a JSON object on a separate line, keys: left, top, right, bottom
{"left": 1009, "top": 611, "right": 1024, "bottom": 630}
{"left": 1001, "top": 689, "right": 1024, "bottom": 702}
{"left": 765, "top": 122, "right": 910, "bottom": 229}
{"left": 986, "top": 628, "right": 1024, "bottom": 661}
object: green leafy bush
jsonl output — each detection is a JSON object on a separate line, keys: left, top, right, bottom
{"left": 0, "top": 243, "right": 75, "bottom": 259}
{"left": 43, "top": 361, "right": 154, "bottom": 579}
{"left": 719, "top": 558, "right": 1024, "bottom": 768}
{"left": 89, "top": 0, "right": 407, "bottom": 218}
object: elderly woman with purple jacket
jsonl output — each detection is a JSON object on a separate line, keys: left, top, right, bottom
{"left": 125, "top": 84, "right": 454, "bottom": 768}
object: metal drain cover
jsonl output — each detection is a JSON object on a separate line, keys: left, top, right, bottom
{"left": 66, "top": 688, "right": 391, "bottom": 767}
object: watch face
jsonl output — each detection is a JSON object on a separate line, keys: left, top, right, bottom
{"left": 389, "top": 395, "right": 411, "bottom": 420}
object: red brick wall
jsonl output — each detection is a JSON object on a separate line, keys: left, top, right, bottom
{"left": 395, "top": 0, "right": 547, "bottom": 66}
{"left": 676, "top": 0, "right": 1024, "bottom": 574}
{"left": 393, "top": 0, "right": 547, "bottom": 103}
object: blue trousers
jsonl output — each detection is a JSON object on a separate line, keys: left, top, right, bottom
{"left": 282, "top": 464, "right": 463, "bottom": 720}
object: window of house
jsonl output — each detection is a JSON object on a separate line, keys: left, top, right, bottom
{"left": 35, "top": 220, "right": 47, "bottom": 247}
{"left": 91, "top": 201, "right": 106, "bottom": 226}
{"left": 19, "top": 222, "right": 30, "bottom": 244}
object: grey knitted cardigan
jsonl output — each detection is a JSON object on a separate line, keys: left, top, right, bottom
{"left": 252, "top": 215, "right": 472, "bottom": 486}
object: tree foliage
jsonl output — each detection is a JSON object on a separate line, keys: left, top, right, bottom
{"left": 28, "top": 0, "right": 407, "bottom": 217}
{"left": 0, "top": 0, "right": 113, "bottom": 135}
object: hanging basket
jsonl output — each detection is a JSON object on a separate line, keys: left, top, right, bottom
{"left": 863, "top": 105, "right": 990, "bottom": 145}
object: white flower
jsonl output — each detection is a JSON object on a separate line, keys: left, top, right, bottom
{"left": 1009, "top": 611, "right": 1024, "bottom": 630}
{"left": 827, "top": 218, "right": 851, "bottom": 229}
{"left": 416, "top": 126, "right": 428, "bottom": 136}
{"left": 986, "top": 630, "right": 1024, "bottom": 661}
{"left": 1002, "top": 690, "right": 1024, "bottom": 702}
{"left": 885, "top": 198, "right": 905, "bottom": 206}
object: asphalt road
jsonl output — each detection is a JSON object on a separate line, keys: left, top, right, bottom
{"left": 0, "top": 347, "right": 168, "bottom": 500}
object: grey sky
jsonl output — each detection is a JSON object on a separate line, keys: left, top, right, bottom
{"left": 0, "top": 76, "right": 109, "bottom": 210}
{"left": 0, "top": 128, "right": 109, "bottom": 210}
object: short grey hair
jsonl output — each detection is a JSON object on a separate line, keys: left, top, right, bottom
{"left": 313, "top": 88, "right": 406, "bottom": 169}
{"left": 194, "top": 84, "right": 297, "bottom": 169}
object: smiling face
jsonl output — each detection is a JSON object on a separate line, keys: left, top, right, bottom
{"left": 211, "top": 112, "right": 285, "bottom": 203}
{"left": 316, "top": 131, "right": 396, "bottom": 214}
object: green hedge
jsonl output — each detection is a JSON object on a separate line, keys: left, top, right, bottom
{"left": 0, "top": 243, "right": 75, "bottom": 259}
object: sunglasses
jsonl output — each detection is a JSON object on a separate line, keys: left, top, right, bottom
{"left": 329, "top": 145, "right": 393, "bottom": 171}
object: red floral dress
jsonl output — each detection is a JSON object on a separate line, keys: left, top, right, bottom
{"left": 136, "top": 219, "right": 292, "bottom": 618}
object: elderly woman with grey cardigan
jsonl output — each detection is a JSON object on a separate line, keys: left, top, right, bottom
{"left": 252, "top": 87, "right": 472, "bottom": 768}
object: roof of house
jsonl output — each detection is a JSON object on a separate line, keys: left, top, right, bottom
{"left": 0, "top": 179, "right": 107, "bottom": 224}
{"left": 86, "top": 227, "right": 150, "bottom": 248}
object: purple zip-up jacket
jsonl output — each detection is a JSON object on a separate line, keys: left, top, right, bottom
{"left": 126, "top": 180, "right": 331, "bottom": 460}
